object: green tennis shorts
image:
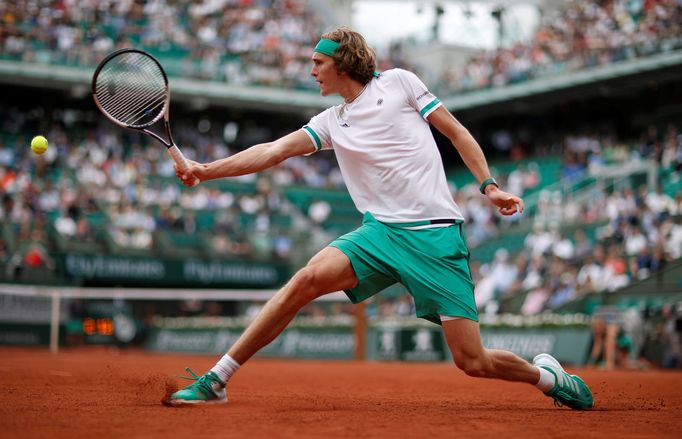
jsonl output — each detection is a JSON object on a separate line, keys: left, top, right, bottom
{"left": 329, "top": 212, "right": 478, "bottom": 325}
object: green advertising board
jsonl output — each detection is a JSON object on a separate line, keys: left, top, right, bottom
{"left": 480, "top": 327, "right": 592, "bottom": 364}
{"left": 146, "top": 326, "right": 355, "bottom": 359}
{"left": 57, "top": 253, "right": 290, "bottom": 288}
{"left": 367, "top": 324, "right": 592, "bottom": 365}
{"left": 0, "top": 323, "right": 61, "bottom": 346}
{"left": 368, "top": 323, "right": 447, "bottom": 362}
{"left": 147, "top": 323, "right": 592, "bottom": 365}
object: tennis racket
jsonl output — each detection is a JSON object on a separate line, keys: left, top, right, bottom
{"left": 91, "top": 48, "right": 199, "bottom": 186}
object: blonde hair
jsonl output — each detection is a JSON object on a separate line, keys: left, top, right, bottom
{"left": 321, "top": 27, "right": 376, "bottom": 85}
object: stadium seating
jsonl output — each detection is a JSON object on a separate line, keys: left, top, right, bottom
{"left": 1, "top": 1, "right": 679, "bottom": 94}
{"left": 438, "top": 0, "right": 682, "bottom": 94}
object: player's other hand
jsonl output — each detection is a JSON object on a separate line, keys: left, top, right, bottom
{"left": 485, "top": 187, "right": 524, "bottom": 216}
{"left": 174, "top": 160, "right": 204, "bottom": 187}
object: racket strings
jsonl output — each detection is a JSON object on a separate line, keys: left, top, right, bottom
{"left": 97, "top": 81, "right": 163, "bottom": 124}
{"left": 97, "top": 63, "right": 165, "bottom": 124}
{"left": 96, "top": 69, "right": 162, "bottom": 111}
{"left": 94, "top": 52, "right": 167, "bottom": 127}
{"left": 96, "top": 59, "right": 164, "bottom": 116}
{"left": 97, "top": 78, "right": 164, "bottom": 125}
{"left": 96, "top": 54, "right": 165, "bottom": 107}
{"left": 100, "top": 82, "right": 165, "bottom": 125}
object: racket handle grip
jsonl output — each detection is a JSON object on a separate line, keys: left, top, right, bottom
{"left": 168, "top": 145, "right": 199, "bottom": 187}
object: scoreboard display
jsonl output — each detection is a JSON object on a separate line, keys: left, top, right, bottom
{"left": 75, "top": 301, "right": 136, "bottom": 345}
{"left": 82, "top": 317, "right": 114, "bottom": 338}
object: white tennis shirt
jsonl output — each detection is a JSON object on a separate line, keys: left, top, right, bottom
{"left": 303, "top": 68, "right": 464, "bottom": 224}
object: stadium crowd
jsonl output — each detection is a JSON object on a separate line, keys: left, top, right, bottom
{"left": 469, "top": 121, "right": 682, "bottom": 313}
{"left": 439, "top": 0, "right": 682, "bottom": 93}
{"left": 0, "top": 112, "right": 307, "bottom": 265}
{"left": 1, "top": 0, "right": 680, "bottom": 93}
{"left": 0, "top": 0, "right": 324, "bottom": 89}
{"left": 1, "top": 100, "right": 681, "bottom": 274}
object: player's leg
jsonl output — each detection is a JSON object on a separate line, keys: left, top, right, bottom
{"left": 442, "top": 318, "right": 539, "bottom": 382}
{"left": 390, "top": 221, "right": 592, "bottom": 409}
{"left": 442, "top": 318, "right": 593, "bottom": 409}
{"left": 227, "top": 246, "right": 358, "bottom": 364}
{"left": 392, "top": 224, "right": 538, "bottom": 383}
{"left": 166, "top": 247, "right": 357, "bottom": 405}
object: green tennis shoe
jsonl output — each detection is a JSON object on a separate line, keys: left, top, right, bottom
{"left": 167, "top": 368, "right": 227, "bottom": 406}
{"left": 533, "top": 353, "right": 594, "bottom": 410}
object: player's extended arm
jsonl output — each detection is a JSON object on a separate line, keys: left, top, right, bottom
{"left": 427, "top": 106, "right": 524, "bottom": 216}
{"left": 176, "top": 130, "right": 315, "bottom": 186}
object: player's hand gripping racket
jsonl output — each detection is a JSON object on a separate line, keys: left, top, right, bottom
{"left": 92, "top": 48, "right": 199, "bottom": 186}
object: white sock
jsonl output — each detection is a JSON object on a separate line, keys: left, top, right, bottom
{"left": 210, "top": 354, "right": 240, "bottom": 383}
{"left": 535, "top": 366, "right": 556, "bottom": 393}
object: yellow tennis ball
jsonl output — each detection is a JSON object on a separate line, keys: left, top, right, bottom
{"left": 31, "top": 135, "right": 48, "bottom": 155}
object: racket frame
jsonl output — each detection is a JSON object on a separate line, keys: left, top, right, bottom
{"left": 91, "top": 48, "right": 197, "bottom": 183}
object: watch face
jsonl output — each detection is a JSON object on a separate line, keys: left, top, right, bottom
{"left": 113, "top": 314, "right": 136, "bottom": 343}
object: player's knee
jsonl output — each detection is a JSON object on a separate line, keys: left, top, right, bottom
{"left": 288, "top": 267, "right": 322, "bottom": 302}
{"left": 454, "top": 355, "right": 488, "bottom": 378}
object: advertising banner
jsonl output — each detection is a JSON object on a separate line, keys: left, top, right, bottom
{"left": 59, "top": 254, "right": 290, "bottom": 288}
{"left": 368, "top": 324, "right": 592, "bottom": 364}
{"left": 146, "top": 326, "right": 355, "bottom": 359}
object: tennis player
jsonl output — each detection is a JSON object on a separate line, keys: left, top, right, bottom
{"left": 169, "top": 27, "right": 593, "bottom": 410}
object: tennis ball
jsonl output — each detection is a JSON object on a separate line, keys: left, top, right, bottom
{"left": 31, "top": 135, "right": 48, "bottom": 155}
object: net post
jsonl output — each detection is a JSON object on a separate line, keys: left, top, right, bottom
{"left": 354, "top": 301, "right": 366, "bottom": 361}
{"left": 50, "top": 292, "right": 60, "bottom": 354}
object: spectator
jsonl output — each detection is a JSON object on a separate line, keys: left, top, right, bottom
{"left": 475, "top": 248, "right": 518, "bottom": 308}
{"left": 661, "top": 303, "right": 682, "bottom": 368}
{"left": 577, "top": 252, "right": 606, "bottom": 294}
{"left": 547, "top": 272, "right": 577, "bottom": 310}
{"left": 6, "top": 229, "right": 55, "bottom": 279}
{"left": 54, "top": 208, "right": 77, "bottom": 237}
{"left": 587, "top": 312, "right": 633, "bottom": 370}
{"left": 524, "top": 222, "right": 555, "bottom": 258}
{"left": 624, "top": 225, "right": 648, "bottom": 256}
{"left": 521, "top": 280, "right": 551, "bottom": 316}
{"left": 552, "top": 232, "right": 575, "bottom": 260}
{"left": 572, "top": 228, "right": 594, "bottom": 262}
{"left": 308, "top": 199, "right": 331, "bottom": 224}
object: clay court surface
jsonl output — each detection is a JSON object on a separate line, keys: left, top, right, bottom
{"left": 1, "top": 347, "right": 680, "bottom": 438}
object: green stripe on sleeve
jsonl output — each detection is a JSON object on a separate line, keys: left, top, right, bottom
{"left": 304, "top": 126, "right": 322, "bottom": 152}
{"left": 419, "top": 98, "right": 441, "bottom": 117}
